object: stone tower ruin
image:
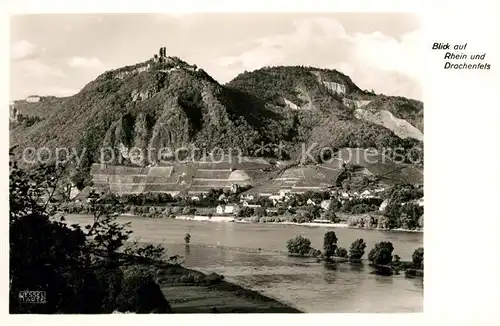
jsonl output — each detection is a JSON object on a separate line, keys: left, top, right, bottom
{"left": 155, "top": 47, "right": 167, "bottom": 63}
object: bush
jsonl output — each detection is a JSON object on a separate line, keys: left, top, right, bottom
{"left": 323, "top": 231, "right": 338, "bottom": 258}
{"left": 205, "top": 272, "right": 224, "bottom": 285}
{"left": 348, "top": 238, "right": 366, "bottom": 261}
{"left": 254, "top": 207, "right": 267, "bottom": 217}
{"left": 286, "top": 235, "right": 312, "bottom": 256}
{"left": 238, "top": 206, "right": 254, "bottom": 217}
{"left": 324, "top": 210, "right": 339, "bottom": 223}
{"left": 336, "top": 247, "right": 348, "bottom": 258}
{"left": 9, "top": 161, "right": 174, "bottom": 313}
{"left": 405, "top": 268, "right": 424, "bottom": 278}
{"left": 412, "top": 247, "right": 424, "bottom": 269}
{"left": 368, "top": 241, "right": 394, "bottom": 266}
{"left": 117, "top": 268, "right": 172, "bottom": 313}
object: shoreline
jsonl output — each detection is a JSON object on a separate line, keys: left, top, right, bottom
{"left": 65, "top": 212, "right": 422, "bottom": 233}
{"left": 128, "top": 255, "right": 302, "bottom": 313}
{"left": 169, "top": 215, "right": 423, "bottom": 233}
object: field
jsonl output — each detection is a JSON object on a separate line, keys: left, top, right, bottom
{"left": 193, "top": 170, "right": 232, "bottom": 179}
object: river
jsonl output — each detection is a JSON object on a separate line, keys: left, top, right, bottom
{"left": 65, "top": 215, "right": 423, "bottom": 313}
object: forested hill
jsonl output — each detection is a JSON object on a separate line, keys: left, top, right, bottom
{"left": 10, "top": 53, "right": 423, "bottom": 182}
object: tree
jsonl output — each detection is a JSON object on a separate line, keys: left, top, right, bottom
{"left": 254, "top": 207, "right": 267, "bottom": 218}
{"left": 182, "top": 206, "right": 196, "bottom": 215}
{"left": 412, "top": 247, "right": 424, "bottom": 269}
{"left": 184, "top": 233, "right": 191, "bottom": 244}
{"left": 368, "top": 241, "right": 394, "bottom": 266}
{"left": 336, "top": 247, "right": 348, "bottom": 258}
{"left": 9, "top": 160, "right": 171, "bottom": 313}
{"left": 348, "top": 238, "right": 366, "bottom": 261}
{"left": 237, "top": 206, "right": 254, "bottom": 218}
{"left": 324, "top": 210, "right": 339, "bottom": 223}
{"left": 323, "top": 231, "right": 338, "bottom": 258}
{"left": 286, "top": 235, "right": 312, "bottom": 256}
{"left": 307, "top": 205, "right": 321, "bottom": 219}
{"left": 295, "top": 210, "right": 313, "bottom": 223}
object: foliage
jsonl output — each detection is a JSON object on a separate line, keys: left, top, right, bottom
{"left": 348, "top": 238, "right": 366, "bottom": 261}
{"left": 336, "top": 247, "right": 348, "bottom": 258}
{"left": 347, "top": 214, "right": 378, "bottom": 229}
{"left": 368, "top": 241, "right": 394, "bottom": 266}
{"left": 113, "top": 265, "right": 172, "bottom": 313}
{"left": 184, "top": 233, "right": 191, "bottom": 245}
{"left": 254, "top": 207, "right": 267, "bottom": 217}
{"left": 412, "top": 247, "right": 424, "bottom": 270}
{"left": 9, "top": 159, "right": 173, "bottom": 313}
{"left": 15, "top": 114, "right": 44, "bottom": 127}
{"left": 341, "top": 198, "right": 383, "bottom": 214}
{"left": 323, "top": 231, "right": 338, "bottom": 258}
{"left": 11, "top": 59, "right": 424, "bottom": 186}
{"left": 294, "top": 210, "right": 313, "bottom": 223}
{"left": 238, "top": 206, "right": 255, "bottom": 218}
{"left": 286, "top": 235, "right": 312, "bottom": 256}
{"left": 324, "top": 210, "right": 339, "bottom": 223}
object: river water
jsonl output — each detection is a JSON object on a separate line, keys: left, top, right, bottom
{"left": 66, "top": 215, "right": 423, "bottom": 313}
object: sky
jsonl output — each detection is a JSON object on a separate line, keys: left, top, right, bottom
{"left": 10, "top": 13, "right": 422, "bottom": 101}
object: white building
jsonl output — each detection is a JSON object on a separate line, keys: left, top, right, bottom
{"left": 26, "top": 95, "right": 41, "bottom": 103}
{"left": 379, "top": 199, "right": 389, "bottom": 212}
{"left": 306, "top": 198, "right": 316, "bottom": 206}
{"left": 216, "top": 204, "right": 237, "bottom": 215}
{"left": 320, "top": 200, "right": 331, "bottom": 211}
{"left": 225, "top": 205, "right": 238, "bottom": 214}
{"left": 242, "top": 201, "right": 261, "bottom": 208}
{"left": 191, "top": 196, "right": 200, "bottom": 201}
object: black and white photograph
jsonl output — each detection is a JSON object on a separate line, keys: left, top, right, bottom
{"left": 8, "top": 12, "right": 425, "bottom": 314}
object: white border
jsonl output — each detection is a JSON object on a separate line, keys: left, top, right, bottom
{"left": 2, "top": 0, "right": 500, "bottom": 325}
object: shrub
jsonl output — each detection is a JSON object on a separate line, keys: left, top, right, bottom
{"left": 323, "top": 231, "right": 338, "bottom": 258}
{"left": 286, "top": 235, "right": 312, "bottom": 256}
{"left": 348, "top": 238, "right": 366, "bottom": 261}
{"left": 336, "top": 247, "right": 348, "bottom": 258}
{"left": 412, "top": 247, "right": 424, "bottom": 269}
{"left": 368, "top": 241, "right": 394, "bottom": 266}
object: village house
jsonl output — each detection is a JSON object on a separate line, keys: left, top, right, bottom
{"left": 242, "top": 200, "right": 261, "bottom": 208}
{"left": 216, "top": 204, "right": 238, "bottom": 215}
{"left": 320, "top": 200, "right": 332, "bottom": 211}
{"left": 240, "top": 194, "right": 255, "bottom": 201}
{"left": 306, "top": 198, "right": 316, "bottom": 206}
{"left": 190, "top": 195, "right": 200, "bottom": 201}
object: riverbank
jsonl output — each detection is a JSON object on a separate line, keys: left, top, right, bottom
{"left": 171, "top": 215, "right": 422, "bottom": 233}
{"left": 134, "top": 257, "right": 302, "bottom": 313}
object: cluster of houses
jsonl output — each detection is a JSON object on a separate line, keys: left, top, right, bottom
{"left": 210, "top": 187, "right": 389, "bottom": 216}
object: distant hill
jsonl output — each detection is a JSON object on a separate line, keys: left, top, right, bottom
{"left": 9, "top": 48, "right": 423, "bottom": 192}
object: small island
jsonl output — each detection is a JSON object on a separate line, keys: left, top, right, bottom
{"left": 285, "top": 231, "right": 424, "bottom": 278}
